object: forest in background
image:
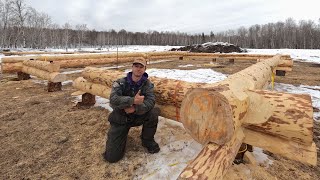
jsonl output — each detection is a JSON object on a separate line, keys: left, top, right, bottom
{"left": 1, "top": 0, "right": 320, "bottom": 49}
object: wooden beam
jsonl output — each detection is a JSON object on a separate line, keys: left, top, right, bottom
{"left": 243, "top": 128, "right": 317, "bottom": 166}
{"left": 179, "top": 129, "right": 244, "bottom": 180}
{"left": 243, "top": 90, "right": 314, "bottom": 145}
{"left": 23, "top": 60, "right": 60, "bottom": 72}
{"left": 21, "top": 66, "right": 66, "bottom": 82}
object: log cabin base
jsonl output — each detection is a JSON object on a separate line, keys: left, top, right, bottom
{"left": 48, "top": 82, "right": 62, "bottom": 92}
{"left": 17, "top": 72, "right": 30, "bottom": 80}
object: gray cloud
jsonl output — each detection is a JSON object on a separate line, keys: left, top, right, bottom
{"left": 26, "top": 0, "right": 320, "bottom": 34}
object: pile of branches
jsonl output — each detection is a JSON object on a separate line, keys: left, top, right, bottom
{"left": 171, "top": 42, "right": 246, "bottom": 53}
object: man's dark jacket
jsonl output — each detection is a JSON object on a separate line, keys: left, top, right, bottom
{"left": 109, "top": 72, "right": 155, "bottom": 117}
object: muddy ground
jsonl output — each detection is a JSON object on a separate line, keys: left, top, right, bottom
{"left": 0, "top": 58, "right": 319, "bottom": 179}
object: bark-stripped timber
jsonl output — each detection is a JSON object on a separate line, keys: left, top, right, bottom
{"left": 179, "top": 55, "right": 315, "bottom": 178}
{"left": 72, "top": 77, "right": 180, "bottom": 120}
{"left": 243, "top": 151, "right": 257, "bottom": 165}
{"left": 1, "top": 62, "right": 23, "bottom": 73}
{"left": 186, "top": 52, "right": 291, "bottom": 59}
{"left": 81, "top": 67, "right": 205, "bottom": 107}
{"left": 23, "top": 60, "right": 60, "bottom": 72}
{"left": 243, "top": 128, "right": 317, "bottom": 166}
{"left": 180, "top": 55, "right": 284, "bottom": 145}
{"left": 21, "top": 66, "right": 66, "bottom": 82}
{"left": 2, "top": 59, "right": 26, "bottom": 63}
{"left": 179, "top": 129, "right": 245, "bottom": 180}
{"left": 58, "top": 57, "right": 136, "bottom": 68}
{"left": 243, "top": 90, "right": 314, "bottom": 145}
{"left": 1, "top": 52, "right": 147, "bottom": 61}
{"left": 2, "top": 51, "right": 106, "bottom": 56}
{"left": 149, "top": 55, "right": 182, "bottom": 60}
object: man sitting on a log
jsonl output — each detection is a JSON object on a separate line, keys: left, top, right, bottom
{"left": 103, "top": 57, "right": 160, "bottom": 163}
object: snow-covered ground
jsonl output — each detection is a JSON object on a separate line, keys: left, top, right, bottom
{"left": 246, "top": 49, "right": 320, "bottom": 64}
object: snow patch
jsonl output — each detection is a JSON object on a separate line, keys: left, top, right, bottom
{"left": 252, "top": 147, "right": 273, "bottom": 167}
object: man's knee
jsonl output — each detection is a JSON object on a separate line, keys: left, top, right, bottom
{"left": 108, "top": 109, "right": 127, "bottom": 125}
{"left": 104, "top": 150, "right": 124, "bottom": 163}
{"left": 143, "top": 107, "right": 160, "bottom": 127}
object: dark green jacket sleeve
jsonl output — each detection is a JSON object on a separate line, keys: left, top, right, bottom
{"left": 134, "top": 80, "right": 156, "bottom": 115}
{"left": 109, "top": 80, "right": 134, "bottom": 110}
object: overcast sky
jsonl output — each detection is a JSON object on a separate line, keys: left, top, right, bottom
{"left": 25, "top": 0, "right": 319, "bottom": 34}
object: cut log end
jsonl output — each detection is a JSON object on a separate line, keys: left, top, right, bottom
{"left": 48, "top": 82, "right": 62, "bottom": 92}
{"left": 180, "top": 88, "right": 234, "bottom": 145}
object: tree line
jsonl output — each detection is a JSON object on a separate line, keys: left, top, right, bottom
{"left": 1, "top": 0, "right": 320, "bottom": 49}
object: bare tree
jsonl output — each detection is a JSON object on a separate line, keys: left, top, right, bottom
{"left": 62, "top": 23, "right": 71, "bottom": 51}
{"left": 0, "top": 0, "right": 14, "bottom": 47}
{"left": 11, "top": 0, "right": 29, "bottom": 47}
{"left": 75, "top": 23, "right": 87, "bottom": 49}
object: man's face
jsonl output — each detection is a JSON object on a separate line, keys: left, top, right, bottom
{"left": 132, "top": 63, "right": 146, "bottom": 77}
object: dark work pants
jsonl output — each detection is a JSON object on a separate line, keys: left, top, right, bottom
{"left": 104, "top": 108, "right": 159, "bottom": 163}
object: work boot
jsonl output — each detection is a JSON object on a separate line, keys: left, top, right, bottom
{"left": 142, "top": 139, "right": 160, "bottom": 154}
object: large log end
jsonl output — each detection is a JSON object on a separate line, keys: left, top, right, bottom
{"left": 180, "top": 88, "right": 234, "bottom": 145}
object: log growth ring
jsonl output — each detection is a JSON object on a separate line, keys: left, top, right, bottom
{"left": 180, "top": 88, "right": 234, "bottom": 145}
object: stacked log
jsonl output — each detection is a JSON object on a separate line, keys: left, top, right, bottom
{"left": 74, "top": 67, "right": 205, "bottom": 120}
{"left": 21, "top": 60, "right": 66, "bottom": 83}
{"left": 73, "top": 55, "right": 315, "bottom": 179}
{"left": 1, "top": 51, "right": 293, "bottom": 72}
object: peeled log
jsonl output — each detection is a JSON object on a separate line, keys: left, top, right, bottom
{"left": 72, "top": 77, "right": 179, "bottom": 120}
{"left": 243, "top": 90, "right": 314, "bottom": 145}
{"left": 243, "top": 128, "right": 317, "bottom": 166}
{"left": 81, "top": 67, "right": 205, "bottom": 107}
{"left": 180, "top": 88, "right": 234, "bottom": 145}
{"left": 58, "top": 57, "right": 135, "bottom": 68}
{"left": 179, "top": 129, "right": 244, "bottom": 180}
{"left": 2, "top": 58, "right": 30, "bottom": 63}
{"left": 1, "top": 52, "right": 147, "bottom": 61}
{"left": 73, "top": 77, "right": 110, "bottom": 98}
{"left": 21, "top": 66, "right": 66, "bottom": 82}
{"left": 23, "top": 60, "right": 60, "bottom": 72}
{"left": 1, "top": 62, "right": 23, "bottom": 73}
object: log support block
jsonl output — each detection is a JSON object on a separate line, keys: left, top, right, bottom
{"left": 48, "top": 82, "right": 62, "bottom": 92}
{"left": 229, "top": 58, "right": 235, "bottom": 63}
{"left": 17, "top": 72, "right": 30, "bottom": 80}
{"left": 78, "top": 93, "right": 96, "bottom": 106}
